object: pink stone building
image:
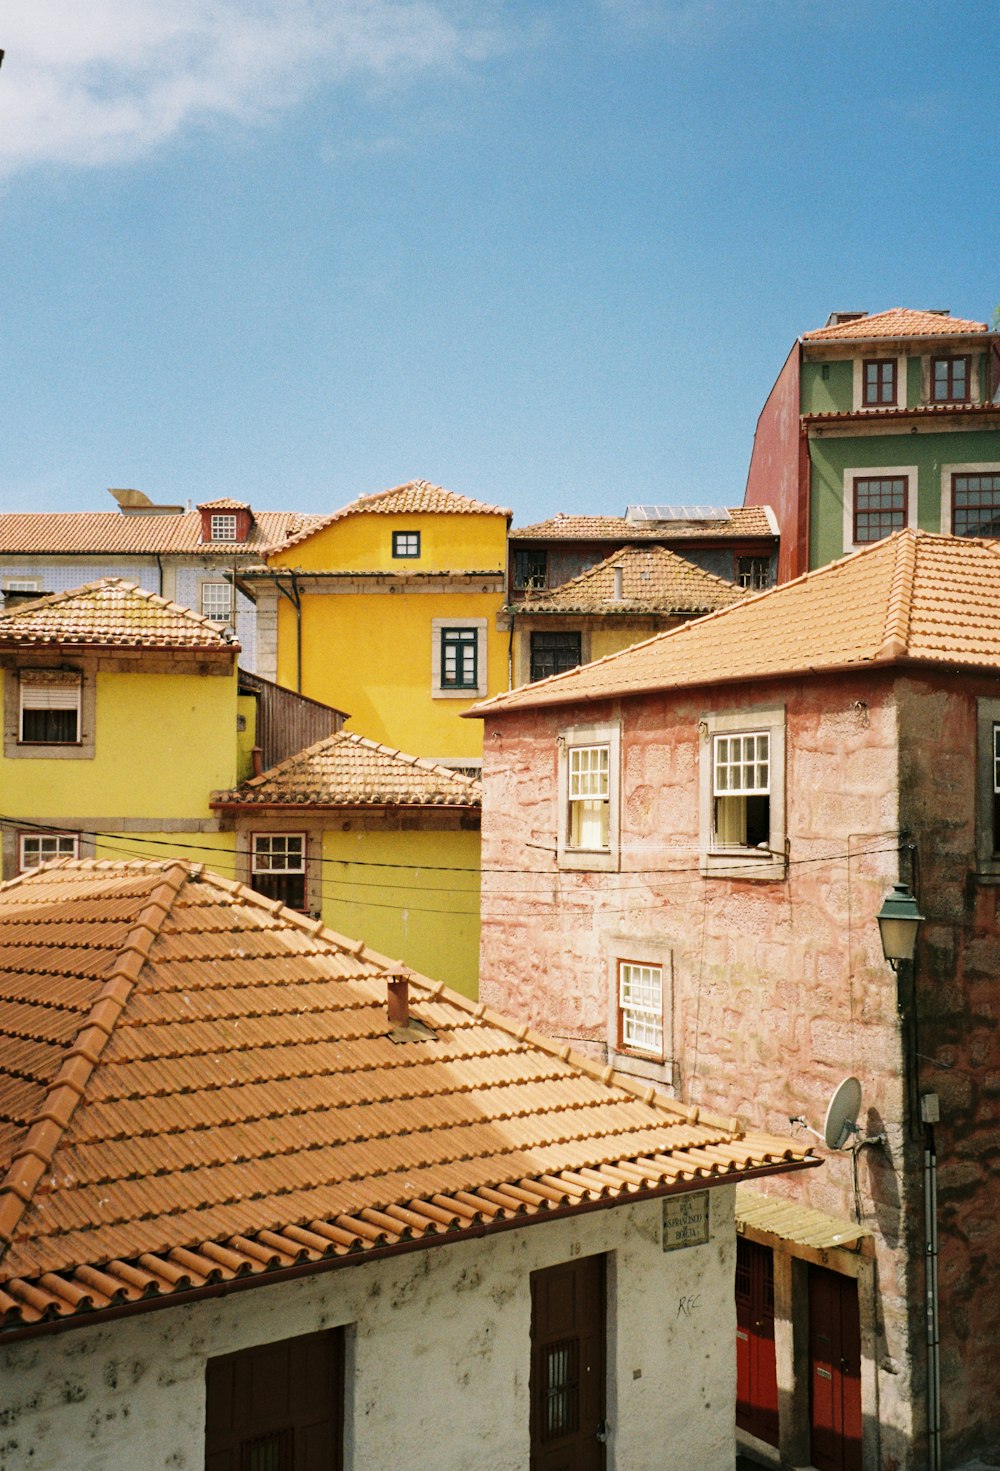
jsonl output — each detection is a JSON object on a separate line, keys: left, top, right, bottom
{"left": 472, "top": 530, "right": 1000, "bottom": 1471}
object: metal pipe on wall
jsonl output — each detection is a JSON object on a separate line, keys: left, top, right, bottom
{"left": 923, "top": 1122, "right": 940, "bottom": 1471}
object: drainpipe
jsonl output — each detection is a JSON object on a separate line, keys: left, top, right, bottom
{"left": 155, "top": 554, "right": 164, "bottom": 597}
{"left": 507, "top": 609, "right": 515, "bottom": 690}
{"left": 266, "top": 572, "right": 304, "bottom": 693}
{"left": 922, "top": 1117, "right": 940, "bottom": 1471}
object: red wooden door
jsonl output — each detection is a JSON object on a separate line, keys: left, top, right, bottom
{"left": 809, "top": 1265, "right": 862, "bottom": 1471}
{"left": 205, "top": 1329, "right": 343, "bottom": 1471}
{"left": 530, "top": 1255, "right": 607, "bottom": 1471}
{"left": 735, "top": 1236, "right": 779, "bottom": 1446}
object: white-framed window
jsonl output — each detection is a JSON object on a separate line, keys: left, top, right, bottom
{"left": 842, "top": 464, "right": 918, "bottom": 553}
{"left": 210, "top": 513, "right": 238, "bottom": 542}
{"left": 618, "top": 961, "right": 664, "bottom": 1057}
{"left": 201, "top": 581, "right": 233, "bottom": 623}
{"left": 4, "top": 580, "right": 40, "bottom": 593}
{"left": 700, "top": 706, "right": 785, "bottom": 879}
{"left": 19, "top": 832, "right": 79, "bottom": 872}
{"left": 251, "top": 833, "right": 307, "bottom": 910}
{"left": 713, "top": 731, "right": 770, "bottom": 849}
{"left": 557, "top": 720, "right": 621, "bottom": 872}
{"left": 431, "top": 617, "right": 488, "bottom": 698}
{"left": 19, "top": 672, "right": 82, "bottom": 745}
{"left": 568, "top": 744, "right": 610, "bottom": 850}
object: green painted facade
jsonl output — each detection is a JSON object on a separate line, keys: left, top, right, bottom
{"left": 801, "top": 351, "right": 989, "bottom": 416}
{"left": 809, "top": 427, "right": 1000, "bottom": 567}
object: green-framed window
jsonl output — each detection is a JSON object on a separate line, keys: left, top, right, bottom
{"left": 441, "top": 627, "right": 478, "bottom": 689}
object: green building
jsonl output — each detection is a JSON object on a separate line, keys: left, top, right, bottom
{"left": 744, "top": 307, "right": 1000, "bottom": 581}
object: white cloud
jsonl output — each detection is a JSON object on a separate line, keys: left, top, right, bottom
{"left": 0, "top": 0, "right": 503, "bottom": 177}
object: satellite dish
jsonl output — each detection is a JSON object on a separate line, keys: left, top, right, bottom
{"left": 823, "top": 1077, "right": 862, "bottom": 1150}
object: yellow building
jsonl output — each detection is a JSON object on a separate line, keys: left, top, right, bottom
{"left": 0, "top": 578, "right": 241, "bottom": 880}
{"left": 244, "top": 480, "right": 510, "bottom": 766}
{"left": 211, "top": 730, "right": 481, "bottom": 996}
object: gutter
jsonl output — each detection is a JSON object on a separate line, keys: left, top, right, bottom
{"left": 0, "top": 1157, "right": 818, "bottom": 1346}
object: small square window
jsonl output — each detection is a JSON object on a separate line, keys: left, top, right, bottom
{"left": 568, "top": 744, "right": 610, "bottom": 851}
{"left": 736, "top": 557, "right": 771, "bottom": 591}
{"left": 251, "top": 833, "right": 306, "bottom": 910}
{"left": 931, "top": 355, "right": 970, "bottom": 403}
{"left": 392, "top": 531, "right": 420, "bottom": 559}
{"left": 440, "top": 628, "right": 478, "bottom": 690}
{"left": 862, "top": 358, "right": 897, "bottom": 406}
{"left": 853, "top": 476, "right": 908, "bottom": 544}
{"left": 618, "top": 961, "right": 663, "bottom": 1057}
{"left": 201, "top": 582, "right": 233, "bottom": 622}
{"left": 19, "top": 674, "right": 81, "bottom": 745}
{"left": 210, "top": 514, "right": 238, "bottom": 542}
{"left": 19, "top": 832, "right": 79, "bottom": 872}
{"left": 530, "top": 631, "right": 581, "bottom": 682}
{"left": 514, "top": 549, "right": 548, "bottom": 590}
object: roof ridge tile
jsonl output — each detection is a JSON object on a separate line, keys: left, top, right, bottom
{"left": 0, "top": 861, "right": 190, "bottom": 1263}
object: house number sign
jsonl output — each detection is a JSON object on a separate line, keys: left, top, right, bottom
{"left": 662, "top": 1191, "right": 710, "bottom": 1250}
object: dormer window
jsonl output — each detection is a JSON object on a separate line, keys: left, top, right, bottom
{"left": 197, "top": 502, "right": 253, "bottom": 544}
{"left": 862, "top": 359, "right": 897, "bottom": 407}
{"left": 931, "top": 356, "right": 970, "bottom": 403}
{"left": 210, "top": 514, "right": 238, "bottom": 541}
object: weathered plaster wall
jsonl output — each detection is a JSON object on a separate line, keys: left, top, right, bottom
{"left": 896, "top": 675, "right": 1000, "bottom": 1463}
{"left": 0, "top": 1196, "right": 738, "bottom": 1471}
{"left": 479, "top": 672, "right": 928, "bottom": 1456}
{"left": 743, "top": 344, "right": 804, "bottom": 583}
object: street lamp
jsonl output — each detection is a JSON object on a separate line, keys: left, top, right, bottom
{"left": 876, "top": 882, "right": 925, "bottom": 970}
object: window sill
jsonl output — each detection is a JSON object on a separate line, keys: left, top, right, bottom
{"left": 432, "top": 686, "right": 486, "bottom": 700}
{"left": 558, "top": 846, "right": 618, "bottom": 873}
{"left": 701, "top": 848, "right": 786, "bottom": 881}
{"left": 608, "top": 1049, "right": 673, "bottom": 1090}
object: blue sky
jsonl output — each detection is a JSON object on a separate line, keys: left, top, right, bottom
{"left": 1, "top": 0, "right": 997, "bottom": 526}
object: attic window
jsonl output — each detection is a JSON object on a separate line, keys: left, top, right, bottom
{"left": 210, "top": 514, "right": 238, "bottom": 542}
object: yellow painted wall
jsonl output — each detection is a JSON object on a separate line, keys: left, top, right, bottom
{"left": 589, "top": 619, "right": 679, "bottom": 662}
{"left": 93, "top": 830, "right": 237, "bottom": 875}
{"left": 1, "top": 668, "right": 239, "bottom": 819}
{"left": 236, "top": 692, "right": 257, "bottom": 784}
{"left": 320, "top": 827, "right": 481, "bottom": 998}
{"left": 269, "top": 509, "right": 508, "bottom": 757}
{"left": 277, "top": 591, "right": 503, "bottom": 757}
{"left": 270, "top": 511, "right": 507, "bottom": 574}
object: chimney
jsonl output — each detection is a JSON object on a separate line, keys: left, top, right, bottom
{"left": 387, "top": 973, "right": 410, "bottom": 1026}
{"left": 251, "top": 746, "right": 263, "bottom": 778}
{"left": 611, "top": 564, "right": 624, "bottom": 602}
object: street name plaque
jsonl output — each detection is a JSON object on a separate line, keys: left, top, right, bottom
{"left": 662, "top": 1190, "right": 710, "bottom": 1250}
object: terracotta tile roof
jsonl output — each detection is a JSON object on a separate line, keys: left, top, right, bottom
{"left": 0, "top": 860, "right": 814, "bottom": 1330}
{"left": 512, "top": 508, "right": 775, "bottom": 541}
{"left": 473, "top": 530, "right": 1000, "bottom": 714}
{"left": 211, "top": 730, "right": 482, "bottom": 809}
{"left": 0, "top": 578, "right": 236, "bottom": 652}
{"left": 277, "top": 480, "right": 513, "bottom": 553}
{"left": 0, "top": 509, "right": 322, "bottom": 556}
{"left": 516, "top": 544, "right": 746, "bottom": 615}
{"left": 196, "top": 498, "right": 251, "bottom": 511}
{"left": 802, "top": 308, "right": 988, "bottom": 341}
{"left": 804, "top": 402, "right": 1000, "bottom": 425}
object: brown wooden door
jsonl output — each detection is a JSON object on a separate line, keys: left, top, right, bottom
{"left": 205, "top": 1328, "right": 343, "bottom": 1471}
{"left": 530, "top": 1255, "right": 606, "bottom": 1471}
{"left": 809, "top": 1265, "right": 862, "bottom": 1471}
{"left": 735, "top": 1236, "right": 779, "bottom": 1446}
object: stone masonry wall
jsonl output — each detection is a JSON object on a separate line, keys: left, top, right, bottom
{"left": 479, "top": 671, "right": 929, "bottom": 1460}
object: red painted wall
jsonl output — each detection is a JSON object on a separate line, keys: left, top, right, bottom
{"left": 743, "top": 344, "right": 805, "bottom": 583}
